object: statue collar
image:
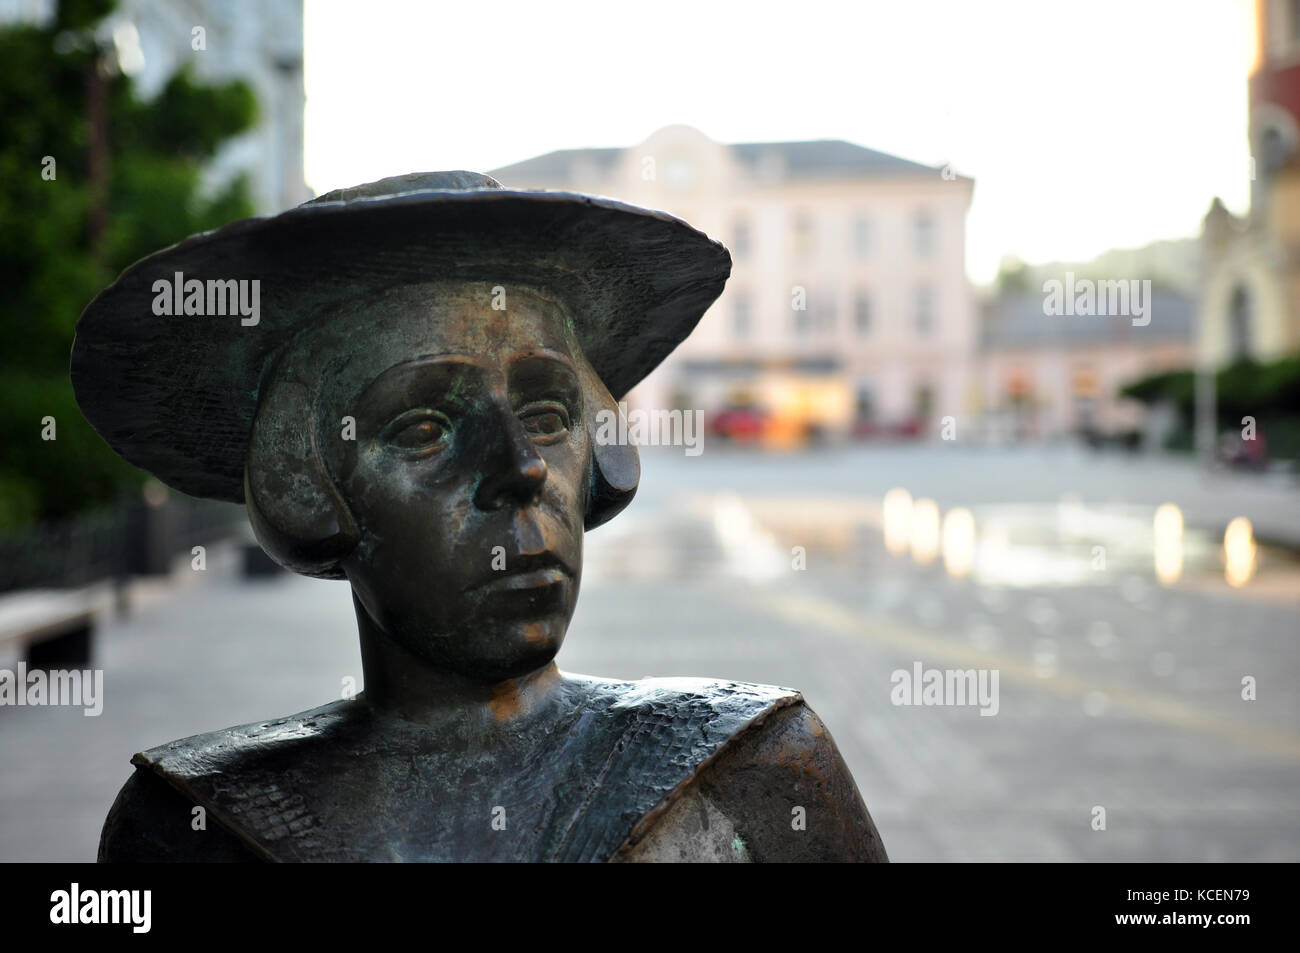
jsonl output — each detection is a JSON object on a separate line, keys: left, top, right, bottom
{"left": 133, "top": 676, "right": 799, "bottom": 862}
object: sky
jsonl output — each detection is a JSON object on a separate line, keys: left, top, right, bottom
{"left": 304, "top": 0, "right": 1255, "bottom": 285}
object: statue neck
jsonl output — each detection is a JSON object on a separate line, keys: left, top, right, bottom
{"left": 352, "top": 591, "right": 564, "bottom": 730}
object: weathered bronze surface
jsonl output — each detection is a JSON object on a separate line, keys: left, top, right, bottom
{"left": 75, "top": 172, "right": 888, "bottom": 862}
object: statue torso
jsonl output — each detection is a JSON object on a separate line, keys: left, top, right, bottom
{"left": 110, "top": 675, "right": 801, "bottom": 862}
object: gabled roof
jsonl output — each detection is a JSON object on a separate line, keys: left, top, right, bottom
{"left": 491, "top": 147, "right": 622, "bottom": 183}
{"left": 731, "top": 139, "right": 940, "bottom": 178}
{"left": 491, "top": 139, "right": 949, "bottom": 184}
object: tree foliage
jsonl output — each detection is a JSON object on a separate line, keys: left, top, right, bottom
{"left": 1121, "top": 357, "right": 1300, "bottom": 419}
{"left": 0, "top": 0, "right": 257, "bottom": 529}
{"left": 1121, "top": 356, "right": 1300, "bottom": 458}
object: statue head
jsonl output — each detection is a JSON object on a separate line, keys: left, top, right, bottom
{"left": 244, "top": 281, "right": 637, "bottom": 682}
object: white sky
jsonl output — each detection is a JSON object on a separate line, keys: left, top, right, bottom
{"left": 304, "top": 0, "right": 1254, "bottom": 284}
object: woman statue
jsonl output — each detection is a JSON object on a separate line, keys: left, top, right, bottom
{"left": 73, "top": 171, "right": 888, "bottom": 862}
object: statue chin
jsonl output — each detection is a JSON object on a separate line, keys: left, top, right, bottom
{"left": 422, "top": 623, "right": 566, "bottom": 683}
{"left": 370, "top": 600, "right": 571, "bottom": 685}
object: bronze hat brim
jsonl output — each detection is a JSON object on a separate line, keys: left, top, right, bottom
{"left": 70, "top": 186, "right": 731, "bottom": 503}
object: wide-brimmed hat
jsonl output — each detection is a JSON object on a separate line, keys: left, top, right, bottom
{"left": 70, "top": 171, "right": 731, "bottom": 503}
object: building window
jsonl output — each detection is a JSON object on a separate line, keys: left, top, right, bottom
{"left": 817, "top": 290, "right": 836, "bottom": 333}
{"left": 856, "top": 386, "right": 874, "bottom": 422}
{"left": 664, "top": 157, "right": 697, "bottom": 189}
{"left": 792, "top": 287, "right": 838, "bottom": 335}
{"left": 1230, "top": 284, "right": 1252, "bottom": 360}
{"left": 733, "top": 293, "right": 752, "bottom": 339}
{"left": 915, "top": 382, "right": 935, "bottom": 423}
{"left": 852, "top": 215, "right": 871, "bottom": 259}
{"left": 854, "top": 292, "right": 871, "bottom": 334}
{"left": 914, "top": 384, "right": 934, "bottom": 421}
{"left": 792, "top": 211, "right": 814, "bottom": 257}
{"left": 913, "top": 210, "right": 935, "bottom": 257}
{"left": 793, "top": 288, "right": 812, "bottom": 336}
{"left": 914, "top": 285, "right": 934, "bottom": 334}
{"left": 793, "top": 289, "right": 834, "bottom": 334}
{"left": 1071, "top": 365, "right": 1099, "bottom": 399}
{"left": 732, "top": 218, "right": 751, "bottom": 260}
{"left": 1006, "top": 368, "right": 1032, "bottom": 404}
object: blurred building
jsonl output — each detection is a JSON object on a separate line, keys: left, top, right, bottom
{"left": 492, "top": 125, "right": 976, "bottom": 442}
{"left": 1, "top": 0, "right": 308, "bottom": 213}
{"left": 1199, "top": 0, "right": 1300, "bottom": 367}
{"left": 979, "top": 289, "right": 1195, "bottom": 442}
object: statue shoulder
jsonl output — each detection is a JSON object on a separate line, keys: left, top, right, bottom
{"left": 98, "top": 766, "right": 263, "bottom": 862}
{"left": 615, "top": 698, "right": 890, "bottom": 863}
{"left": 567, "top": 673, "right": 806, "bottom": 794}
{"left": 132, "top": 698, "right": 366, "bottom": 781}
{"left": 100, "top": 699, "right": 366, "bottom": 863}
{"left": 582, "top": 674, "right": 801, "bottom": 723}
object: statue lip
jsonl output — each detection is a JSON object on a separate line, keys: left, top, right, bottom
{"left": 465, "top": 554, "right": 573, "bottom": 593}
{"left": 486, "top": 567, "right": 567, "bottom": 592}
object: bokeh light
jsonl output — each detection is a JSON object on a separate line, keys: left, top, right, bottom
{"left": 942, "top": 507, "right": 977, "bottom": 578}
{"left": 1224, "top": 516, "right": 1256, "bottom": 588}
{"left": 910, "top": 498, "right": 941, "bottom": 565}
{"left": 1153, "top": 502, "right": 1184, "bottom": 585}
{"left": 882, "top": 488, "right": 913, "bottom": 556}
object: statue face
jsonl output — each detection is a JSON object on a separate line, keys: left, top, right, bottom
{"left": 322, "top": 283, "right": 589, "bottom": 682}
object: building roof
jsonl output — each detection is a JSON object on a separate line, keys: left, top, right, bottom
{"left": 730, "top": 139, "right": 940, "bottom": 178}
{"left": 982, "top": 288, "right": 1196, "bottom": 350}
{"left": 491, "top": 138, "right": 948, "bottom": 185}
{"left": 491, "top": 147, "right": 622, "bottom": 183}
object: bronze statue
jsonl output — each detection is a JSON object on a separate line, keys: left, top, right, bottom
{"left": 72, "top": 172, "right": 888, "bottom": 862}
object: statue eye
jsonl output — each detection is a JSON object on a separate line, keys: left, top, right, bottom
{"left": 384, "top": 411, "right": 451, "bottom": 455}
{"left": 519, "top": 402, "right": 570, "bottom": 440}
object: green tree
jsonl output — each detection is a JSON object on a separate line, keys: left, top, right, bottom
{"left": 994, "top": 255, "right": 1033, "bottom": 295}
{"left": 0, "top": 0, "right": 257, "bottom": 530}
{"left": 1120, "top": 356, "right": 1300, "bottom": 459}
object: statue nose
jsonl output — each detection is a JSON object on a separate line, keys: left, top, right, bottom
{"left": 474, "top": 419, "right": 548, "bottom": 511}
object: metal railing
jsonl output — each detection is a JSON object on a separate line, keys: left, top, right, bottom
{"left": 0, "top": 495, "right": 248, "bottom": 594}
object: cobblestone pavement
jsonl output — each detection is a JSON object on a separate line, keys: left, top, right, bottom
{"left": 2, "top": 445, "right": 1297, "bottom": 861}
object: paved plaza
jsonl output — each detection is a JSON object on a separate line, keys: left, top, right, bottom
{"left": 2, "top": 445, "right": 1297, "bottom": 861}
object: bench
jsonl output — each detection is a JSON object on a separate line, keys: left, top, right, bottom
{"left": 0, "top": 587, "right": 111, "bottom": 669}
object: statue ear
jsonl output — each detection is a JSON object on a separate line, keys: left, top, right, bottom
{"left": 583, "top": 366, "right": 639, "bottom": 530}
{"left": 244, "top": 357, "right": 359, "bottom": 579}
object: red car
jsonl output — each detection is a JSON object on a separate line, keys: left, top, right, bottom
{"left": 709, "top": 406, "right": 769, "bottom": 443}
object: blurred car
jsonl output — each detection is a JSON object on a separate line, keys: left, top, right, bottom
{"left": 709, "top": 405, "right": 769, "bottom": 443}
{"left": 1219, "top": 428, "right": 1270, "bottom": 470}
